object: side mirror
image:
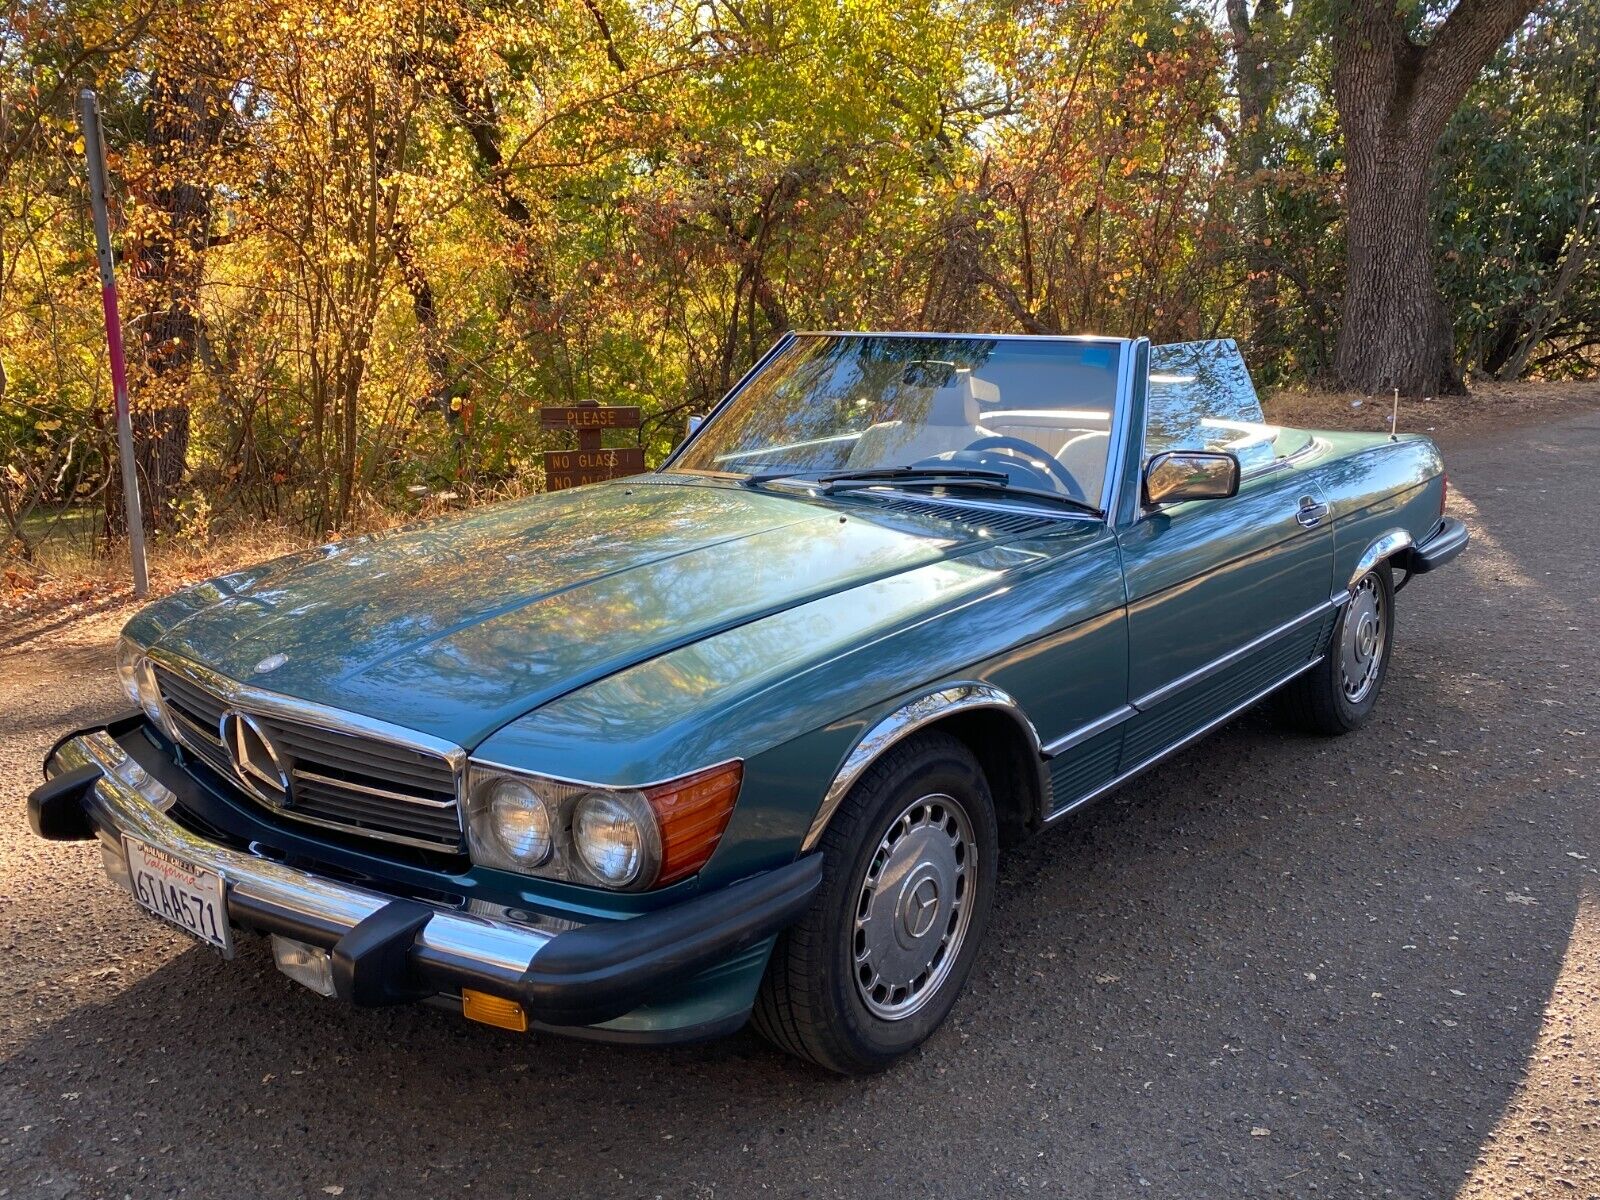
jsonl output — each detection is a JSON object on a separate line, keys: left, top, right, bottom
{"left": 686, "top": 414, "right": 705, "bottom": 438}
{"left": 1143, "top": 450, "right": 1241, "bottom": 506}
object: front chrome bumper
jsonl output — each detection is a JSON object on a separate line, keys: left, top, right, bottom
{"left": 35, "top": 727, "right": 822, "bottom": 1028}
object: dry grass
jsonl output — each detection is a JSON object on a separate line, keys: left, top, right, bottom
{"left": 0, "top": 499, "right": 452, "bottom": 646}
{"left": 1, "top": 521, "right": 316, "bottom": 648}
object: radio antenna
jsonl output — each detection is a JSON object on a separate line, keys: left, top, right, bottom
{"left": 1390, "top": 388, "right": 1400, "bottom": 441}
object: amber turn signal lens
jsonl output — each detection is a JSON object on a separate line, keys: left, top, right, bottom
{"left": 644, "top": 761, "right": 743, "bottom": 887}
{"left": 462, "top": 989, "right": 528, "bottom": 1032}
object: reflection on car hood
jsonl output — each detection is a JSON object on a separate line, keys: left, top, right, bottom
{"left": 128, "top": 478, "right": 993, "bottom": 747}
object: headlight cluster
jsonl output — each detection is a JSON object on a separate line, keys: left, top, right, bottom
{"left": 465, "top": 760, "right": 742, "bottom": 891}
{"left": 117, "top": 637, "right": 178, "bottom": 739}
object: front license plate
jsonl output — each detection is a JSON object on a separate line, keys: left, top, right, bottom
{"left": 122, "top": 836, "right": 234, "bottom": 957}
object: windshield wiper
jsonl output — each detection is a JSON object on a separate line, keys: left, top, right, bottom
{"left": 738, "top": 470, "right": 826, "bottom": 489}
{"left": 816, "top": 468, "right": 1104, "bottom": 518}
{"left": 815, "top": 466, "right": 1012, "bottom": 487}
{"left": 740, "top": 466, "right": 1103, "bottom": 518}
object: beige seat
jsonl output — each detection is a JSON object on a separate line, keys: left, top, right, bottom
{"left": 847, "top": 373, "right": 998, "bottom": 467}
{"left": 1054, "top": 430, "right": 1110, "bottom": 494}
{"left": 977, "top": 419, "right": 1109, "bottom": 497}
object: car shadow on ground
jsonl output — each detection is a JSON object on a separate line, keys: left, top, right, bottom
{"left": 7, "top": 689, "right": 1586, "bottom": 1199}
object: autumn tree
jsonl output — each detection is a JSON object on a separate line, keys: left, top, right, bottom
{"left": 1330, "top": 0, "right": 1543, "bottom": 395}
{"left": 119, "top": 7, "right": 228, "bottom": 530}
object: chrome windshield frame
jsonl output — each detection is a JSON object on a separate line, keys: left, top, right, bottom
{"left": 659, "top": 331, "right": 798, "bottom": 471}
{"left": 658, "top": 330, "right": 1138, "bottom": 520}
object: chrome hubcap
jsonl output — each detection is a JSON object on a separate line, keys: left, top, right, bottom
{"left": 853, "top": 793, "right": 976, "bottom": 1021}
{"left": 1340, "top": 574, "right": 1387, "bottom": 703}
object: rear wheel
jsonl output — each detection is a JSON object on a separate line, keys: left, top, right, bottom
{"left": 752, "top": 731, "right": 998, "bottom": 1074}
{"left": 1277, "top": 563, "right": 1394, "bottom": 734}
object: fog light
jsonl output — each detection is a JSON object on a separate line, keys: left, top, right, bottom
{"left": 99, "top": 838, "right": 131, "bottom": 892}
{"left": 462, "top": 988, "right": 527, "bottom": 1032}
{"left": 271, "top": 935, "right": 335, "bottom": 997}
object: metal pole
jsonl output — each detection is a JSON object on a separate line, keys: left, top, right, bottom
{"left": 78, "top": 88, "right": 148, "bottom": 596}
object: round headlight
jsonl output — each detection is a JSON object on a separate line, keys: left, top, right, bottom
{"left": 572, "top": 791, "right": 658, "bottom": 887}
{"left": 118, "top": 639, "right": 177, "bottom": 739}
{"left": 485, "top": 778, "right": 553, "bottom": 867}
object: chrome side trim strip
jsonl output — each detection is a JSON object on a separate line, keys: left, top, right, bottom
{"left": 1040, "top": 705, "right": 1136, "bottom": 757}
{"left": 1341, "top": 528, "right": 1413, "bottom": 598}
{"left": 802, "top": 683, "right": 1044, "bottom": 852}
{"left": 54, "top": 731, "right": 553, "bottom": 981}
{"left": 1130, "top": 599, "right": 1336, "bottom": 712}
{"left": 1040, "top": 598, "right": 1341, "bottom": 763}
{"left": 1044, "top": 655, "right": 1323, "bottom": 824}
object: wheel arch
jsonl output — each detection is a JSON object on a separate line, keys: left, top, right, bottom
{"left": 1342, "top": 527, "right": 1413, "bottom": 597}
{"left": 801, "top": 683, "right": 1046, "bottom": 853}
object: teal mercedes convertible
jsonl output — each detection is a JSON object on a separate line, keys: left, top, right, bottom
{"left": 30, "top": 333, "right": 1467, "bottom": 1073}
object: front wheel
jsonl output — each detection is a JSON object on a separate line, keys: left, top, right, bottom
{"left": 1277, "top": 563, "right": 1395, "bottom": 734}
{"left": 752, "top": 731, "right": 998, "bottom": 1074}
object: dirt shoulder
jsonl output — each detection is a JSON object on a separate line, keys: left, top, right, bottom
{"left": 1263, "top": 376, "right": 1600, "bottom": 439}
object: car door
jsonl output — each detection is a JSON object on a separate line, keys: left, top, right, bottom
{"left": 1113, "top": 341, "right": 1335, "bottom": 775}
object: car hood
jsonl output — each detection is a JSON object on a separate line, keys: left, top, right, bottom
{"left": 129, "top": 478, "right": 992, "bottom": 748}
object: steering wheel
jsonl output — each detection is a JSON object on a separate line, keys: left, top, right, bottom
{"left": 958, "top": 436, "right": 1090, "bottom": 502}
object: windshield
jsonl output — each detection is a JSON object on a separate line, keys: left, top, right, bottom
{"left": 671, "top": 334, "right": 1123, "bottom": 507}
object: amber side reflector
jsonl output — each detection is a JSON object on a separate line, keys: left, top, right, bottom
{"left": 462, "top": 989, "right": 528, "bottom": 1032}
{"left": 644, "top": 761, "right": 744, "bottom": 887}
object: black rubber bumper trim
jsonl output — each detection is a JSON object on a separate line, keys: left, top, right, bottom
{"left": 332, "top": 901, "right": 435, "bottom": 1006}
{"left": 520, "top": 852, "right": 825, "bottom": 1026}
{"left": 27, "top": 763, "right": 103, "bottom": 840}
{"left": 1410, "top": 516, "right": 1469, "bottom": 573}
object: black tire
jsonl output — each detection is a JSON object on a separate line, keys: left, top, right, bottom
{"left": 1276, "top": 563, "right": 1395, "bottom": 735}
{"left": 752, "top": 730, "right": 999, "bottom": 1075}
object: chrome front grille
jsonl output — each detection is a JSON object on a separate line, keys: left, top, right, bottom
{"left": 156, "top": 667, "right": 235, "bottom": 776}
{"left": 152, "top": 664, "right": 465, "bottom": 853}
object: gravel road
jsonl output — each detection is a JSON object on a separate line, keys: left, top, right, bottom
{"left": 3, "top": 406, "right": 1597, "bottom": 1199}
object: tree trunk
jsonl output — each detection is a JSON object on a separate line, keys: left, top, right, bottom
{"left": 112, "top": 56, "right": 224, "bottom": 533}
{"left": 1331, "top": 0, "right": 1540, "bottom": 396}
{"left": 1227, "top": 0, "right": 1282, "bottom": 358}
{"left": 1335, "top": 145, "right": 1458, "bottom": 395}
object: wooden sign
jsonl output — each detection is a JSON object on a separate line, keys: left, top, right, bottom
{"left": 540, "top": 405, "right": 641, "bottom": 431}
{"left": 544, "top": 448, "right": 645, "bottom": 474}
{"left": 543, "top": 447, "right": 645, "bottom": 490}
{"left": 540, "top": 400, "right": 644, "bottom": 491}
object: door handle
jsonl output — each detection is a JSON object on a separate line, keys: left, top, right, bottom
{"left": 1296, "top": 496, "right": 1330, "bottom": 528}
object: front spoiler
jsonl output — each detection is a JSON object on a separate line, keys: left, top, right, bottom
{"left": 30, "top": 727, "right": 822, "bottom": 1028}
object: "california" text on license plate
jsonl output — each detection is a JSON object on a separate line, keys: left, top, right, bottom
{"left": 122, "top": 836, "right": 234, "bottom": 957}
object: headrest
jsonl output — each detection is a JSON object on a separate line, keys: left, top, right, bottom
{"left": 925, "top": 371, "right": 999, "bottom": 426}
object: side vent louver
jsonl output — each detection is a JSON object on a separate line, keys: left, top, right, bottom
{"left": 860, "top": 495, "right": 1062, "bottom": 537}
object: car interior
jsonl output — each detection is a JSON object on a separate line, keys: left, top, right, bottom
{"left": 845, "top": 365, "right": 1114, "bottom": 498}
